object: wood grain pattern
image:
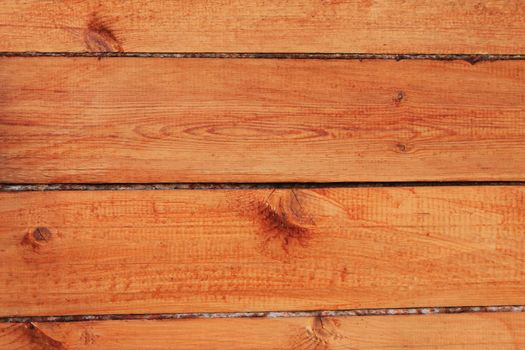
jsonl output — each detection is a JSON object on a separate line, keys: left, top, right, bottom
{"left": 1, "top": 1, "right": 525, "bottom": 53}
{"left": 2, "top": 58, "right": 525, "bottom": 183}
{"left": 1, "top": 313, "right": 524, "bottom": 349}
{"left": 1, "top": 186, "right": 524, "bottom": 316}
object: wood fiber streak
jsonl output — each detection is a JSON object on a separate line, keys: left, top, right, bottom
{"left": 1, "top": 58, "right": 525, "bottom": 183}
{"left": 0, "top": 0, "right": 525, "bottom": 53}
{"left": 1, "top": 313, "right": 525, "bottom": 349}
{"left": 0, "top": 187, "right": 524, "bottom": 316}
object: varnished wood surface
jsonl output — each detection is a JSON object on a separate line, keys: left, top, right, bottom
{"left": 1, "top": 313, "right": 524, "bottom": 349}
{"left": 2, "top": 58, "right": 525, "bottom": 183}
{"left": 1, "top": 186, "right": 524, "bottom": 316}
{"left": 1, "top": 1, "right": 525, "bottom": 53}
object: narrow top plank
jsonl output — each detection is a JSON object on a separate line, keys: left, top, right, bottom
{"left": 1, "top": 58, "right": 525, "bottom": 183}
{"left": 0, "top": 0, "right": 524, "bottom": 53}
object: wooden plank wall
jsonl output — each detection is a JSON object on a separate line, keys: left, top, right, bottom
{"left": 1, "top": 1, "right": 524, "bottom": 349}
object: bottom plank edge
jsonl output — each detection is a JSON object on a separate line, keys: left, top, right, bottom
{"left": 1, "top": 312, "right": 524, "bottom": 350}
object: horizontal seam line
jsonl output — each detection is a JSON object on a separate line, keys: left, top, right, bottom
{"left": 2, "top": 305, "right": 524, "bottom": 323}
{"left": 1, "top": 181, "right": 525, "bottom": 192}
{"left": 1, "top": 52, "right": 525, "bottom": 63}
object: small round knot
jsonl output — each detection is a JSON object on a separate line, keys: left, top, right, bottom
{"left": 32, "top": 227, "right": 52, "bottom": 242}
{"left": 22, "top": 226, "right": 54, "bottom": 250}
{"left": 394, "top": 142, "right": 413, "bottom": 153}
{"left": 393, "top": 90, "right": 405, "bottom": 105}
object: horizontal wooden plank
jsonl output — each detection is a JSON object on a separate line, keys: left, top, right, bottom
{"left": 1, "top": 186, "right": 524, "bottom": 316}
{"left": 1, "top": 313, "right": 524, "bottom": 349}
{"left": 1, "top": 1, "right": 525, "bottom": 53}
{"left": 1, "top": 58, "right": 525, "bottom": 183}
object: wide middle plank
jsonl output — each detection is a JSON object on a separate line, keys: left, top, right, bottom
{"left": 1, "top": 58, "right": 525, "bottom": 183}
{"left": 1, "top": 186, "right": 524, "bottom": 315}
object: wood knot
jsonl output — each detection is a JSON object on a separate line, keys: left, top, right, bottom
{"left": 290, "top": 317, "right": 346, "bottom": 349}
{"left": 24, "top": 322, "right": 67, "bottom": 350}
{"left": 33, "top": 227, "right": 52, "bottom": 242}
{"left": 22, "top": 227, "right": 54, "bottom": 250}
{"left": 84, "top": 15, "right": 122, "bottom": 52}
{"left": 394, "top": 142, "right": 413, "bottom": 153}
{"left": 80, "top": 329, "right": 98, "bottom": 345}
{"left": 392, "top": 90, "right": 405, "bottom": 105}
{"left": 255, "top": 189, "right": 316, "bottom": 259}
{"left": 311, "top": 317, "right": 343, "bottom": 343}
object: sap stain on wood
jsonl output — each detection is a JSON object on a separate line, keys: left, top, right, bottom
{"left": 255, "top": 190, "right": 316, "bottom": 258}
{"left": 84, "top": 14, "right": 122, "bottom": 52}
{"left": 23, "top": 323, "right": 67, "bottom": 350}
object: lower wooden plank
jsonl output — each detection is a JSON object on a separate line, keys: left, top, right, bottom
{"left": 1, "top": 186, "right": 524, "bottom": 315}
{"left": 1, "top": 313, "right": 524, "bottom": 349}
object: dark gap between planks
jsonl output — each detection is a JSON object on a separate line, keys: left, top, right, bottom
{"left": 1, "top": 52, "right": 525, "bottom": 64}
{"left": 1, "top": 305, "right": 524, "bottom": 323}
{"left": 1, "top": 181, "right": 525, "bottom": 192}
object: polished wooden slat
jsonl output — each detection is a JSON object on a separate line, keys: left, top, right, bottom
{"left": 1, "top": 1, "right": 525, "bottom": 53}
{"left": 1, "top": 186, "right": 524, "bottom": 316}
{"left": 1, "top": 313, "right": 525, "bottom": 349}
{"left": 1, "top": 58, "right": 525, "bottom": 183}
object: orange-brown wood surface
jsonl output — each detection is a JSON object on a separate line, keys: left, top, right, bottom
{"left": 2, "top": 313, "right": 525, "bottom": 349}
{"left": 2, "top": 1, "right": 525, "bottom": 347}
{"left": 2, "top": 58, "right": 525, "bottom": 183}
{"left": 1, "top": 1, "right": 525, "bottom": 53}
{"left": 1, "top": 186, "right": 524, "bottom": 316}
